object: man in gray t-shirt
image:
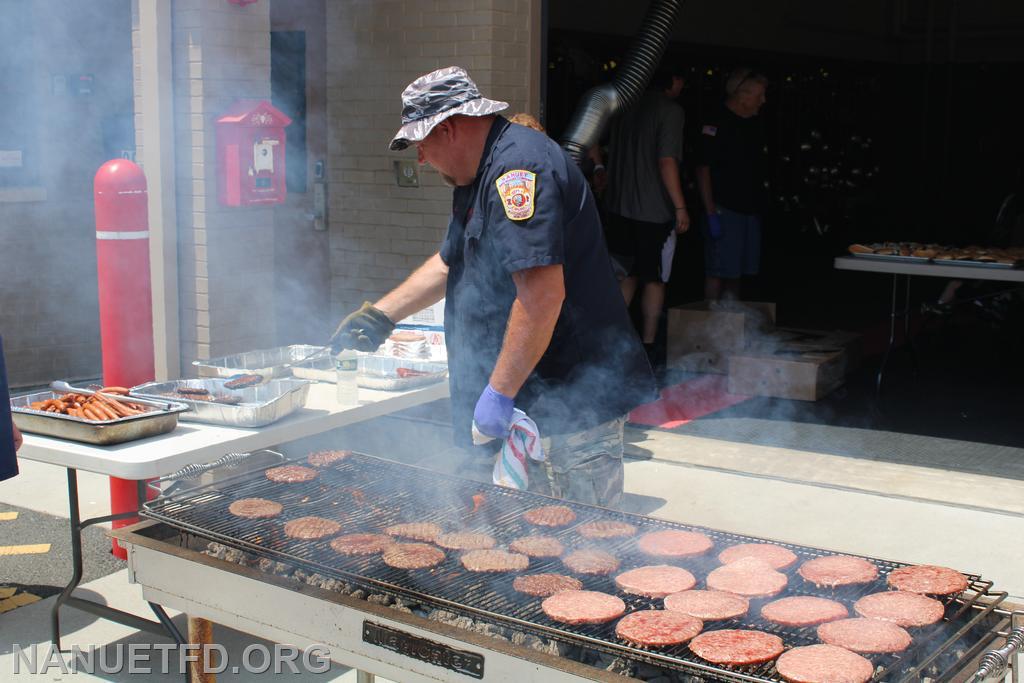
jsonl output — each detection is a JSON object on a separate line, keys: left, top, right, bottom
{"left": 600, "top": 68, "right": 690, "bottom": 359}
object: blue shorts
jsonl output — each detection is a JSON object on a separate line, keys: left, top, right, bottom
{"left": 703, "top": 207, "right": 761, "bottom": 279}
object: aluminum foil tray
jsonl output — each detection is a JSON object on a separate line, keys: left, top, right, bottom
{"left": 192, "top": 345, "right": 327, "bottom": 379}
{"left": 357, "top": 354, "right": 448, "bottom": 391}
{"left": 11, "top": 391, "right": 189, "bottom": 445}
{"left": 129, "top": 378, "right": 311, "bottom": 428}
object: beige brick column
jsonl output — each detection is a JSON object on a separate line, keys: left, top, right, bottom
{"left": 325, "top": 0, "right": 536, "bottom": 319}
{"left": 173, "top": 0, "right": 276, "bottom": 368}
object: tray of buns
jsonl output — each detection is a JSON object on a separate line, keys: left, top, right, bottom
{"left": 849, "top": 242, "right": 1023, "bottom": 268}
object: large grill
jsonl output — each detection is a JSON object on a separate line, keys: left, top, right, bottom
{"left": 142, "top": 452, "right": 1008, "bottom": 682}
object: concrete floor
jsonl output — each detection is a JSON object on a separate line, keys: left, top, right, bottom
{"left": 2, "top": 418, "right": 1022, "bottom": 680}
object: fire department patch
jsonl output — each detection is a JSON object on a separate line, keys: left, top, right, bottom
{"left": 495, "top": 169, "right": 536, "bottom": 221}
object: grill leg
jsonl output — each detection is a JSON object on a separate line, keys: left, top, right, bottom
{"left": 188, "top": 617, "right": 216, "bottom": 683}
{"left": 356, "top": 672, "right": 375, "bottom": 683}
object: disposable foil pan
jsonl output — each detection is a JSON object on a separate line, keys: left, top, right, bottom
{"left": 11, "top": 391, "right": 189, "bottom": 445}
{"left": 357, "top": 354, "right": 448, "bottom": 391}
{"left": 129, "top": 378, "right": 311, "bottom": 428}
{"left": 192, "top": 345, "right": 327, "bottom": 379}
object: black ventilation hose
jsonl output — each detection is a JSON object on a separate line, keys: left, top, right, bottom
{"left": 560, "top": 0, "right": 684, "bottom": 164}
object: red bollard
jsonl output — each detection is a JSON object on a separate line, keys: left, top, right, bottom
{"left": 94, "top": 159, "right": 155, "bottom": 559}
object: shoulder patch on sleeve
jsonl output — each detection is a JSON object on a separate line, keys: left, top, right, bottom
{"left": 702, "top": 125, "right": 718, "bottom": 136}
{"left": 495, "top": 169, "right": 536, "bottom": 221}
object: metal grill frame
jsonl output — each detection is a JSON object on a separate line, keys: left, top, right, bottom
{"left": 142, "top": 452, "right": 1007, "bottom": 683}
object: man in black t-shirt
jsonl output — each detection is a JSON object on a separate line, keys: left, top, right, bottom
{"left": 329, "top": 67, "right": 656, "bottom": 508}
{"left": 696, "top": 67, "right": 769, "bottom": 301}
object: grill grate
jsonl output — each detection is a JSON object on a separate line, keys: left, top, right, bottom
{"left": 143, "top": 452, "right": 1005, "bottom": 683}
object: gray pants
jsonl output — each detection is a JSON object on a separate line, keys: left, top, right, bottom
{"left": 529, "top": 415, "right": 626, "bottom": 509}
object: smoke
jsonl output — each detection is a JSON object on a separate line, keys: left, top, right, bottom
{"left": 0, "top": 0, "right": 134, "bottom": 387}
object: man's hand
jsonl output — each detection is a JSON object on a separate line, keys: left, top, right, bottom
{"left": 675, "top": 206, "right": 691, "bottom": 234}
{"left": 328, "top": 302, "right": 396, "bottom": 353}
{"left": 707, "top": 211, "right": 723, "bottom": 240}
{"left": 12, "top": 422, "right": 22, "bottom": 452}
{"left": 472, "top": 384, "right": 514, "bottom": 440}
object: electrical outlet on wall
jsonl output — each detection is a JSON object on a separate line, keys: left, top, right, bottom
{"left": 394, "top": 159, "right": 419, "bottom": 187}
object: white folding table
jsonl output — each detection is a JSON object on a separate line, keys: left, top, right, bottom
{"left": 834, "top": 255, "right": 1024, "bottom": 393}
{"left": 15, "top": 380, "right": 450, "bottom": 650}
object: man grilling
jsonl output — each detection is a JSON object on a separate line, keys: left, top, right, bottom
{"left": 329, "top": 66, "right": 656, "bottom": 508}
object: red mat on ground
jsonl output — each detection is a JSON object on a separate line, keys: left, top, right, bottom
{"left": 629, "top": 374, "right": 751, "bottom": 429}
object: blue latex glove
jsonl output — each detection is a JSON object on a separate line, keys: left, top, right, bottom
{"left": 707, "top": 211, "right": 723, "bottom": 240}
{"left": 472, "top": 384, "right": 514, "bottom": 440}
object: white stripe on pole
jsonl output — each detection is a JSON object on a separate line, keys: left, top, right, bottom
{"left": 95, "top": 230, "right": 150, "bottom": 240}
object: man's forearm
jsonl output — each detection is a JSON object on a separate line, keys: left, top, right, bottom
{"left": 658, "top": 157, "right": 686, "bottom": 210}
{"left": 696, "top": 166, "right": 715, "bottom": 213}
{"left": 489, "top": 265, "right": 565, "bottom": 397}
{"left": 374, "top": 253, "right": 448, "bottom": 322}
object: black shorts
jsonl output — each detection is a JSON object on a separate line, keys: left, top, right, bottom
{"left": 604, "top": 213, "right": 674, "bottom": 284}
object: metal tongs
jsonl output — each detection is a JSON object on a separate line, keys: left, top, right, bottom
{"left": 289, "top": 344, "right": 333, "bottom": 368}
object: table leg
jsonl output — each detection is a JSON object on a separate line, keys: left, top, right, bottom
{"left": 356, "top": 672, "right": 376, "bottom": 683}
{"left": 50, "top": 468, "right": 83, "bottom": 651}
{"left": 903, "top": 274, "right": 921, "bottom": 372}
{"left": 50, "top": 468, "right": 187, "bottom": 651}
{"left": 876, "top": 273, "right": 900, "bottom": 395}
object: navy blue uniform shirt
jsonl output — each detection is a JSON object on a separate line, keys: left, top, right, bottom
{"left": 440, "top": 117, "right": 656, "bottom": 447}
{"left": 696, "top": 105, "right": 769, "bottom": 215}
{"left": 0, "top": 336, "right": 19, "bottom": 481}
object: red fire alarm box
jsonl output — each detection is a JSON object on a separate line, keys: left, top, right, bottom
{"left": 216, "top": 100, "right": 292, "bottom": 207}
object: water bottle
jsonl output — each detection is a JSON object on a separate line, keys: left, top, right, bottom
{"left": 335, "top": 350, "right": 359, "bottom": 407}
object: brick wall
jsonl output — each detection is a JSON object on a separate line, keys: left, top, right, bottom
{"left": 324, "top": 0, "right": 536, "bottom": 319}
{"left": 1, "top": 0, "right": 133, "bottom": 387}
{"left": 170, "top": 0, "right": 277, "bottom": 367}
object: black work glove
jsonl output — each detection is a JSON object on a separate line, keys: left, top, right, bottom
{"left": 328, "top": 302, "right": 396, "bottom": 353}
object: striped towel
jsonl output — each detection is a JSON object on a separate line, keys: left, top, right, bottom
{"left": 488, "top": 409, "right": 545, "bottom": 490}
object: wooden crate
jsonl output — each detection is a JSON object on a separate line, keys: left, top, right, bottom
{"left": 667, "top": 301, "right": 776, "bottom": 373}
{"left": 727, "top": 348, "right": 846, "bottom": 401}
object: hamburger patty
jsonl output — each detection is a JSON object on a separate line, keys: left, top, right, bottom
{"left": 563, "top": 549, "right": 620, "bottom": 575}
{"left": 265, "top": 465, "right": 318, "bottom": 483}
{"left": 705, "top": 557, "right": 788, "bottom": 598}
{"left": 887, "top": 565, "right": 968, "bottom": 596}
{"left": 509, "top": 535, "right": 564, "bottom": 558}
{"left": 817, "top": 617, "right": 912, "bottom": 654}
{"left": 329, "top": 533, "right": 394, "bottom": 556}
{"left": 719, "top": 543, "right": 798, "bottom": 570}
{"left": 776, "top": 644, "right": 875, "bottom": 683}
{"left": 761, "top": 596, "right": 848, "bottom": 627}
{"left": 435, "top": 532, "right": 496, "bottom": 551}
{"left": 283, "top": 516, "right": 341, "bottom": 540}
{"left": 512, "top": 574, "right": 583, "bottom": 597}
{"left": 307, "top": 449, "right": 351, "bottom": 467}
{"left": 576, "top": 520, "right": 637, "bottom": 539}
{"left": 615, "top": 610, "right": 704, "bottom": 647}
{"left": 663, "top": 590, "right": 750, "bottom": 621}
{"left": 689, "top": 629, "right": 785, "bottom": 666}
{"left": 614, "top": 565, "right": 697, "bottom": 598}
{"left": 798, "top": 556, "right": 879, "bottom": 588}
{"left": 637, "top": 529, "right": 714, "bottom": 558}
{"left": 382, "top": 543, "right": 445, "bottom": 570}
{"left": 541, "top": 590, "right": 626, "bottom": 625}
{"left": 460, "top": 549, "right": 529, "bottom": 573}
{"left": 854, "top": 591, "right": 945, "bottom": 627}
{"left": 228, "top": 498, "right": 283, "bottom": 519}
{"left": 523, "top": 505, "right": 577, "bottom": 527}
{"left": 384, "top": 522, "right": 442, "bottom": 542}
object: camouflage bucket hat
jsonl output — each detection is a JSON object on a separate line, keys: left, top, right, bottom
{"left": 389, "top": 66, "right": 508, "bottom": 151}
